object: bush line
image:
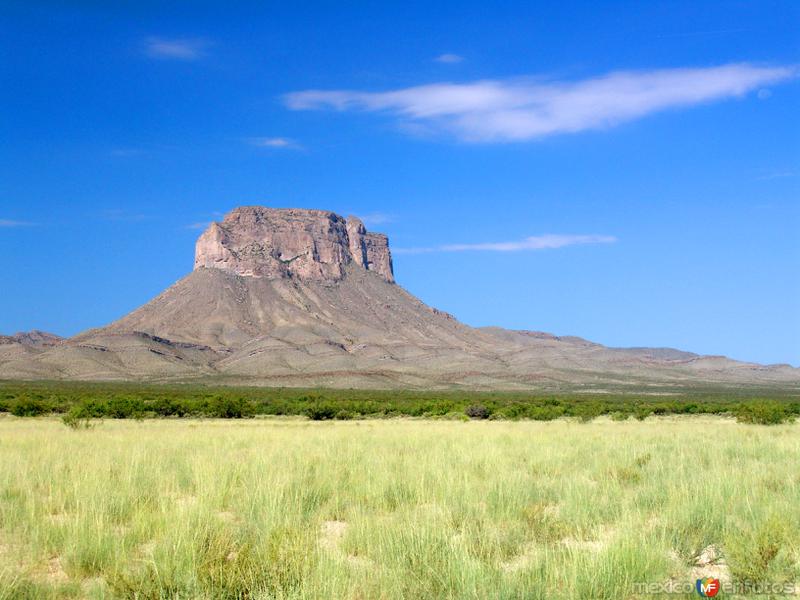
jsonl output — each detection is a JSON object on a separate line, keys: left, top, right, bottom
{"left": 1, "top": 382, "right": 797, "bottom": 425}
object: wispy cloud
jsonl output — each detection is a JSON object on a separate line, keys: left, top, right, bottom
{"left": 109, "top": 148, "right": 144, "bottom": 157}
{"left": 395, "top": 234, "right": 617, "bottom": 254}
{"left": 359, "top": 212, "right": 395, "bottom": 226}
{"left": 435, "top": 53, "right": 464, "bottom": 64}
{"left": 185, "top": 221, "right": 211, "bottom": 230}
{"left": 143, "top": 37, "right": 210, "bottom": 60}
{"left": 656, "top": 28, "right": 748, "bottom": 39}
{"left": 754, "top": 169, "right": 797, "bottom": 181}
{"left": 248, "top": 137, "right": 302, "bottom": 149}
{"left": 97, "top": 209, "right": 150, "bottom": 222}
{"left": 0, "top": 219, "right": 34, "bottom": 228}
{"left": 285, "top": 63, "right": 797, "bottom": 142}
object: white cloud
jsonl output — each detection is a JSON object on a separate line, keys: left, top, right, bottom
{"left": 435, "top": 53, "right": 464, "bottom": 64}
{"left": 143, "top": 37, "right": 209, "bottom": 60}
{"left": 249, "top": 137, "right": 302, "bottom": 149}
{"left": 394, "top": 234, "right": 617, "bottom": 254}
{"left": 0, "top": 219, "right": 33, "bottom": 227}
{"left": 285, "top": 63, "right": 797, "bottom": 142}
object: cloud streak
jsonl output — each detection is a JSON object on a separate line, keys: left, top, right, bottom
{"left": 435, "top": 53, "right": 464, "bottom": 64}
{"left": 143, "top": 37, "right": 210, "bottom": 60}
{"left": 754, "top": 169, "right": 797, "bottom": 181}
{"left": 359, "top": 212, "right": 395, "bottom": 226}
{"left": 0, "top": 219, "right": 34, "bottom": 228}
{"left": 248, "top": 137, "right": 302, "bottom": 149}
{"left": 185, "top": 221, "right": 211, "bottom": 230}
{"left": 394, "top": 234, "right": 617, "bottom": 254}
{"left": 97, "top": 209, "right": 150, "bottom": 222}
{"left": 285, "top": 63, "right": 797, "bottom": 142}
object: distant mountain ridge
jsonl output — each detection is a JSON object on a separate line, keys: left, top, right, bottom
{"left": 1, "top": 206, "right": 797, "bottom": 390}
{"left": 0, "top": 330, "right": 63, "bottom": 347}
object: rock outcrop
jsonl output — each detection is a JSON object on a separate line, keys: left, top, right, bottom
{"left": 345, "top": 216, "right": 393, "bottom": 282}
{"left": 194, "top": 207, "right": 394, "bottom": 283}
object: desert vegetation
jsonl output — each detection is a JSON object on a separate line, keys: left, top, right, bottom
{"left": 0, "top": 417, "right": 798, "bottom": 599}
{"left": 1, "top": 381, "right": 798, "bottom": 425}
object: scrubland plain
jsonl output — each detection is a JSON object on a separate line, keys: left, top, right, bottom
{"left": 0, "top": 417, "right": 798, "bottom": 599}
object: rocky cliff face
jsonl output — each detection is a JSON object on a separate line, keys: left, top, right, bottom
{"left": 345, "top": 217, "right": 393, "bottom": 282}
{"left": 194, "top": 207, "right": 394, "bottom": 283}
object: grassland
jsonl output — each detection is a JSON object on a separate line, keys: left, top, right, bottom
{"left": 0, "top": 416, "right": 798, "bottom": 599}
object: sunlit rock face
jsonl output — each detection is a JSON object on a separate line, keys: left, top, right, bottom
{"left": 194, "top": 206, "right": 394, "bottom": 283}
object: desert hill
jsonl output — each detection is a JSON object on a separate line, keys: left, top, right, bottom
{"left": 1, "top": 206, "right": 797, "bottom": 390}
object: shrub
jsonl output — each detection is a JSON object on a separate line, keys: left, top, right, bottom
{"left": 465, "top": 404, "right": 491, "bottom": 419}
{"left": 736, "top": 402, "right": 793, "bottom": 425}
{"left": 10, "top": 398, "right": 48, "bottom": 417}
{"left": 573, "top": 403, "right": 604, "bottom": 423}
{"left": 151, "top": 398, "right": 186, "bottom": 417}
{"left": 529, "top": 406, "right": 565, "bottom": 421}
{"left": 62, "top": 409, "right": 95, "bottom": 430}
{"left": 1, "top": 382, "right": 797, "bottom": 424}
{"left": 106, "top": 397, "right": 144, "bottom": 419}
{"left": 304, "top": 403, "right": 337, "bottom": 421}
{"left": 497, "top": 403, "right": 528, "bottom": 420}
{"left": 208, "top": 396, "right": 253, "bottom": 419}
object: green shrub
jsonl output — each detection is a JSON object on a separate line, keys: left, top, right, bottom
{"left": 151, "top": 398, "right": 186, "bottom": 417}
{"left": 304, "top": 403, "right": 338, "bottom": 420}
{"left": 573, "top": 403, "right": 604, "bottom": 423}
{"left": 70, "top": 400, "right": 108, "bottom": 419}
{"left": 62, "top": 407, "right": 95, "bottom": 430}
{"left": 736, "top": 402, "right": 793, "bottom": 425}
{"left": 106, "top": 397, "right": 145, "bottom": 419}
{"left": 529, "top": 406, "right": 565, "bottom": 421}
{"left": 61, "top": 402, "right": 99, "bottom": 428}
{"left": 10, "top": 398, "right": 48, "bottom": 417}
{"left": 497, "top": 403, "right": 527, "bottom": 420}
{"left": 208, "top": 396, "right": 254, "bottom": 419}
{"left": 1, "top": 382, "right": 798, "bottom": 423}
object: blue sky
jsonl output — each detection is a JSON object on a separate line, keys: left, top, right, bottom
{"left": 1, "top": 1, "right": 798, "bottom": 365}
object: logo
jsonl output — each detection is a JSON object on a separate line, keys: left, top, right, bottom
{"left": 696, "top": 577, "right": 720, "bottom": 597}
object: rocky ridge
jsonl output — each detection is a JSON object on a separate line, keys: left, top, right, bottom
{"left": 0, "top": 330, "right": 63, "bottom": 347}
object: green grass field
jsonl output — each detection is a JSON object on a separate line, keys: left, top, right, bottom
{"left": 0, "top": 417, "right": 798, "bottom": 599}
